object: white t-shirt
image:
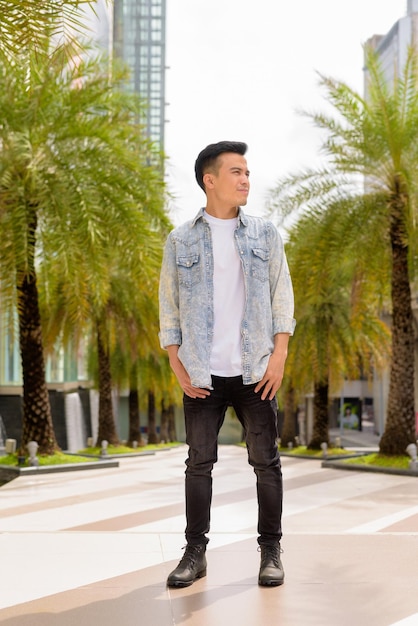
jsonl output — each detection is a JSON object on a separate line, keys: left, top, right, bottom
{"left": 204, "top": 211, "right": 245, "bottom": 377}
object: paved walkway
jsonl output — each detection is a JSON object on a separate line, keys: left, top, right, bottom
{"left": 329, "top": 421, "right": 381, "bottom": 450}
{"left": 0, "top": 443, "right": 417, "bottom": 626}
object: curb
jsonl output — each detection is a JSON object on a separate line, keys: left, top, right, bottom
{"left": 0, "top": 459, "right": 119, "bottom": 485}
{"left": 67, "top": 451, "right": 155, "bottom": 459}
{"left": 321, "top": 459, "right": 418, "bottom": 477}
{"left": 280, "top": 451, "right": 368, "bottom": 461}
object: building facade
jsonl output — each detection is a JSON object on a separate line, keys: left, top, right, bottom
{"left": 113, "top": 0, "right": 167, "bottom": 148}
{"left": 84, "top": 0, "right": 167, "bottom": 147}
{"left": 365, "top": 0, "right": 418, "bottom": 87}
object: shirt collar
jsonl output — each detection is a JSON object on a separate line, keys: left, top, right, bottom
{"left": 191, "top": 206, "right": 248, "bottom": 227}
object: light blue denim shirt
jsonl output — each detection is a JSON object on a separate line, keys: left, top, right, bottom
{"left": 159, "top": 207, "right": 296, "bottom": 388}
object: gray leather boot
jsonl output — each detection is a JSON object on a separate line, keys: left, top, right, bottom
{"left": 167, "top": 544, "right": 207, "bottom": 588}
{"left": 258, "top": 544, "right": 284, "bottom": 586}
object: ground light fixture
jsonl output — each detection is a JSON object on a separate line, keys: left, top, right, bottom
{"left": 27, "top": 441, "right": 39, "bottom": 466}
{"left": 100, "top": 440, "right": 109, "bottom": 458}
{"left": 405, "top": 443, "right": 417, "bottom": 471}
{"left": 5, "top": 438, "right": 16, "bottom": 454}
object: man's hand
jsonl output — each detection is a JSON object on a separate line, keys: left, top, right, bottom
{"left": 167, "top": 345, "right": 211, "bottom": 399}
{"left": 254, "top": 334, "right": 290, "bottom": 401}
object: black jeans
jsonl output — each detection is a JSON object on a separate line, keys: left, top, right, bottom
{"left": 183, "top": 375, "right": 283, "bottom": 547}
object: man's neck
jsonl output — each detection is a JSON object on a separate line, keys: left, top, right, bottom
{"left": 205, "top": 205, "right": 239, "bottom": 220}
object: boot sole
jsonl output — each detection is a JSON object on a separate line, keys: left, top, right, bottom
{"left": 167, "top": 569, "right": 207, "bottom": 588}
{"left": 258, "top": 578, "right": 284, "bottom": 587}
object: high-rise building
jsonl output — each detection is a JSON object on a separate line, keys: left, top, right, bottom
{"left": 365, "top": 0, "right": 418, "bottom": 88}
{"left": 113, "top": 0, "right": 167, "bottom": 149}
{"left": 85, "top": 0, "right": 167, "bottom": 149}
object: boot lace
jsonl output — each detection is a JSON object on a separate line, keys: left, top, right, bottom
{"left": 179, "top": 544, "right": 204, "bottom": 568}
{"left": 259, "top": 544, "right": 283, "bottom": 568}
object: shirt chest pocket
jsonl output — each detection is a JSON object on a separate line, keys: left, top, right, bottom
{"left": 250, "top": 247, "right": 269, "bottom": 282}
{"left": 177, "top": 253, "right": 201, "bottom": 287}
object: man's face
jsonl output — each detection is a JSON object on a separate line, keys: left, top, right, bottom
{"left": 204, "top": 152, "right": 250, "bottom": 208}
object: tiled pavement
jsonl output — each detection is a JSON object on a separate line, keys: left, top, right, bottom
{"left": 0, "top": 444, "right": 417, "bottom": 626}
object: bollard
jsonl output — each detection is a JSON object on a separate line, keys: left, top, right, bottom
{"left": 27, "top": 441, "right": 39, "bottom": 467}
{"left": 5, "top": 439, "right": 17, "bottom": 454}
{"left": 100, "top": 440, "right": 109, "bottom": 458}
{"left": 406, "top": 443, "right": 417, "bottom": 471}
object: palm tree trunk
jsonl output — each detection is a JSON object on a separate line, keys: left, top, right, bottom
{"left": 18, "top": 213, "right": 58, "bottom": 455}
{"left": 160, "top": 399, "right": 169, "bottom": 443}
{"left": 281, "top": 386, "right": 297, "bottom": 447}
{"left": 308, "top": 381, "right": 330, "bottom": 449}
{"left": 147, "top": 390, "right": 159, "bottom": 444}
{"left": 168, "top": 404, "right": 177, "bottom": 442}
{"left": 96, "top": 326, "right": 119, "bottom": 446}
{"left": 128, "top": 386, "right": 144, "bottom": 446}
{"left": 380, "top": 194, "right": 416, "bottom": 454}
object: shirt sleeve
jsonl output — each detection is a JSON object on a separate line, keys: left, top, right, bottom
{"left": 158, "top": 233, "right": 182, "bottom": 348}
{"left": 268, "top": 223, "right": 296, "bottom": 336}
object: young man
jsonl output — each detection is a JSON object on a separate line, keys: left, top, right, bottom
{"left": 159, "top": 141, "right": 295, "bottom": 588}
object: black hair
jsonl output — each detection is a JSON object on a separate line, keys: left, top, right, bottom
{"left": 194, "top": 141, "right": 248, "bottom": 191}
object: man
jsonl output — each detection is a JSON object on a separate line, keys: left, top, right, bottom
{"left": 159, "top": 141, "right": 295, "bottom": 588}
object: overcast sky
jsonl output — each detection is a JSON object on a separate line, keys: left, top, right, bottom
{"left": 164, "top": 0, "right": 406, "bottom": 227}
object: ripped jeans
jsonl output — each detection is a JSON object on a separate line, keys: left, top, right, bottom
{"left": 183, "top": 375, "right": 283, "bottom": 547}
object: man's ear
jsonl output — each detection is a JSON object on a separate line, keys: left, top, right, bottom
{"left": 203, "top": 172, "right": 215, "bottom": 189}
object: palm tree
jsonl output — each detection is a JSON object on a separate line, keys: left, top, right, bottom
{"left": 136, "top": 350, "right": 182, "bottom": 445}
{"left": 0, "top": 0, "right": 94, "bottom": 56}
{"left": 0, "top": 42, "right": 167, "bottom": 453}
{"left": 98, "top": 274, "right": 164, "bottom": 446}
{"left": 42, "top": 223, "right": 168, "bottom": 447}
{"left": 279, "top": 200, "right": 391, "bottom": 449}
{"left": 270, "top": 47, "right": 418, "bottom": 454}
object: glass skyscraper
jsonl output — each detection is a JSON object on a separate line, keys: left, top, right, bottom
{"left": 365, "top": 0, "right": 418, "bottom": 90}
{"left": 113, "top": 0, "right": 167, "bottom": 148}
